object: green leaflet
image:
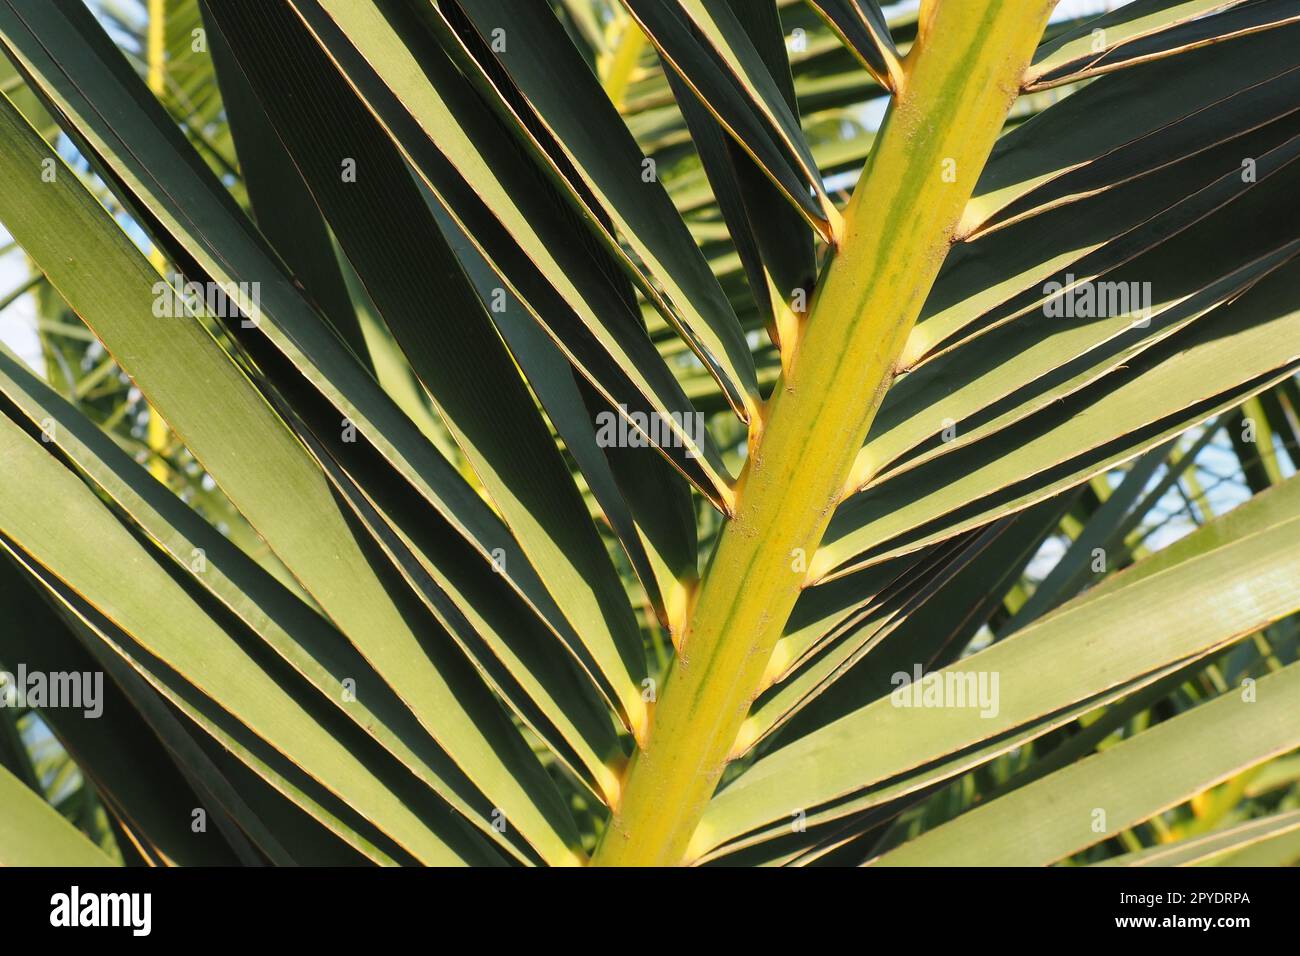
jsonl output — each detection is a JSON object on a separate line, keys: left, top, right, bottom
{"left": 816, "top": 248, "right": 1300, "bottom": 578}
{"left": 0, "top": 72, "right": 580, "bottom": 864}
{"left": 447, "top": 0, "right": 760, "bottom": 421}
{"left": 204, "top": 0, "right": 635, "bottom": 775}
{"left": 0, "top": 0, "right": 624, "bottom": 705}
{"left": 667, "top": 0, "right": 816, "bottom": 340}
{"left": 0, "top": 346, "right": 535, "bottom": 863}
{"left": 969, "top": 24, "right": 1300, "bottom": 234}
{"left": 872, "top": 662, "right": 1300, "bottom": 866}
{"left": 291, "top": 0, "right": 736, "bottom": 504}
{"left": 1093, "top": 809, "right": 1300, "bottom": 867}
{"left": 0, "top": 762, "right": 113, "bottom": 867}
{"left": 0, "top": 554, "right": 247, "bottom": 865}
{"left": 202, "top": 4, "right": 370, "bottom": 369}
{"left": 624, "top": 0, "right": 837, "bottom": 237}
{"left": 1026, "top": 0, "right": 1297, "bottom": 90}
{"left": 745, "top": 501, "right": 1068, "bottom": 758}
{"left": 0, "top": 416, "right": 496, "bottom": 865}
{"left": 694, "top": 476, "right": 1300, "bottom": 858}
{"left": 432, "top": 200, "right": 699, "bottom": 636}
{"left": 805, "top": 0, "right": 900, "bottom": 90}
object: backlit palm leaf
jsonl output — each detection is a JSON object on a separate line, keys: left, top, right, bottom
{"left": 0, "top": 0, "right": 1295, "bottom": 868}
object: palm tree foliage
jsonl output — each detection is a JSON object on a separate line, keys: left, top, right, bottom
{"left": 0, "top": 0, "right": 1299, "bottom": 866}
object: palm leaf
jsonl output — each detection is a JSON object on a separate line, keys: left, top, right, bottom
{"left": 0, "top": 0, "right": 1296, "bottom": 869}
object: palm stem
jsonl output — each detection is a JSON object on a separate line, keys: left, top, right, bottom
{"left": 593, "top": 0, "right": 1058, "bottom": 867}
